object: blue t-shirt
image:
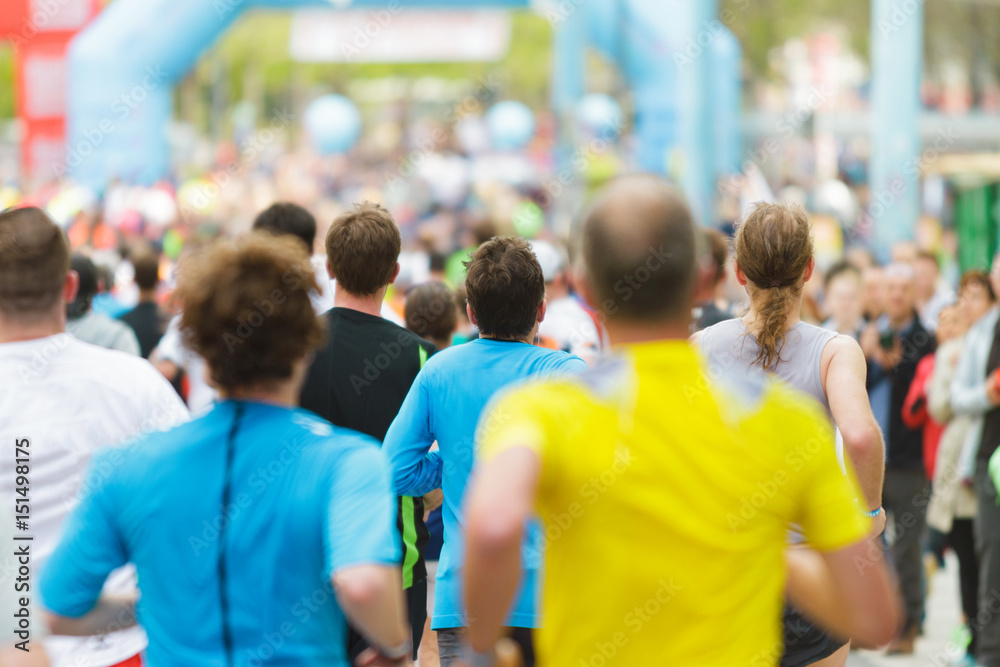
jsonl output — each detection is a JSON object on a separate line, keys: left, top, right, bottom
{"left": 41, "top": 400, "right": 400, "bottom": 666}
{"left": 383, "top": 338, "right": 586, "bottom": 629}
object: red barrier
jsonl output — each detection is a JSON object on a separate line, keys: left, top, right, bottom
{"left": 1, "top": 0, "right": 99, "bottom": 182}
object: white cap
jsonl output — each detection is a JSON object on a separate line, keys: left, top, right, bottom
{"left": 529, "top": 240, "right": 565, "bottom": 283}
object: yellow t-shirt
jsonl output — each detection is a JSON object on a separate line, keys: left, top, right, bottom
{"left": 478, "top": 340, "right": 869, "bottom": 667}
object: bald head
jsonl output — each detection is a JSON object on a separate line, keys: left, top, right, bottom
{"left": 0, "top": 207, "right": 70, "bottom": 318}
{"left": 581, "top": 174, "right": 696, "bottom": 322}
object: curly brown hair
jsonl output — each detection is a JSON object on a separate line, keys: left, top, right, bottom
{"left": 734, "top": 201, "right": 814, "bottom": 370}
{"left": 177, "top": 233, "right": 324, "bottom": 392}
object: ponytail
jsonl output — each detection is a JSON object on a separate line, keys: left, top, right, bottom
{"left": 734, "top": 202, "right": 813, "bottom": 370}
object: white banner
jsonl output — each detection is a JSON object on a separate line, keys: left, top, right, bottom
{"left": 289, "top": 9, "right": 511, "bottom": 63}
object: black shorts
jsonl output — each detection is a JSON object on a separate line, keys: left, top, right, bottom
{"left": 781, "top": 603, "right": 847, "bottom": 667}
{"left": 347, "top": 576, "right": 427, "bottom": 661}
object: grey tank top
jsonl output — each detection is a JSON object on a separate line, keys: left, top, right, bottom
{"left": 698, "top": 318, "right": 837, "bottom": 419}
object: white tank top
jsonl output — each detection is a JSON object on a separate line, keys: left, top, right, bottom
{"left": 698, "top": 318, "right": 838, "bottom": 420}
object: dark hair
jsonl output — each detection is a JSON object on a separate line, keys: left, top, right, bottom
{"left": 253, "top": 203, "right": 317, "bottom": 253}
{"left": 405, "top": 282, "right": 457, "bottom": 348}
{"left": 734, "top": 202, "right": 813, "bottom": 370}
{"left": 177, "top": 233, "right": 324, "bottom": 392}
{"left": 464, "top": 236, "right": 544, "bottom": 340}
{"left": 132, "top": 252, "right": 160, "bottom": 291}
{"left": 0, "top": 206, "right": 70, "bottom": 318}
{"left": 959, "top": 270, "right": 996, "bottom": 302}
{"left": 824, "top": 260, "right": 861, "bottom": 292}
{"left": 325, "top": 202, "right": 401, "bottom": 296}
{"left": 703, "top": 227, "right": 729, "bottom": 284}
{"left": 429, "top": 251, "right": 448, "bottom": 274}
{"left": 916, "top": 249, "right": 939, "bottom": 269}
{"left": 68, "top": 254, "right": 98, "bottom": 318}
{"left": 582, "top": 174, "right": 696, "bottom": 322}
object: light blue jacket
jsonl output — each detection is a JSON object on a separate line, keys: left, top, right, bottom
{"left": 950, "top": 305, "right": 1000, "bottom": 476}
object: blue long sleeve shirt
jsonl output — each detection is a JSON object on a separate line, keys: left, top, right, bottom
{"left": 383, "top": 338, "right": 586, "bottom": 629}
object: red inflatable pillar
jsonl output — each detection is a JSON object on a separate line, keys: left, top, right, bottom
{"left": 0, "top": 0, "right": 98, "bottom": 183}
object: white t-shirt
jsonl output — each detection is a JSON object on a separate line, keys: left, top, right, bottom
{"left": 0, "top": 334, "right": 189, "bottom": 667}
{"left": 154, "top": 316, "right": 219, "bottom": 414}
{"left": 538, "top": 296, "right": 602, "bottom": 366}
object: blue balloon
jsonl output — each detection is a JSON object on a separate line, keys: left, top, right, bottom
{"left": 486, "top": 101, "right": 536, "bottom": 151}
{"left": 576, "top": 93, "right": 623, "bottom": 138}
{"left": 303, "top": 95, "right": 362, "bottom": 155}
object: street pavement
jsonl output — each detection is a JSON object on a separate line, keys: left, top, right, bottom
{"left": 850, "top": 553, "right": 967, "bottom": 667}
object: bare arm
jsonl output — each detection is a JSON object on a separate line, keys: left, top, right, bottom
{"left": 464, "top": 447, "right": 540, "bottom": 652}
{"left": 332, "top": 564, "right": 410, "bottom": 655}
{"left": 823, "top": 336, "right": 885, "bottom": 510}
{"left": 785, "top": 540, "right": 901, "bottom": 647}
{"left": 45, "top": 595, "right": 136, "bottom": 637}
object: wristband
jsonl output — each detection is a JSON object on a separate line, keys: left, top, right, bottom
{"left": 857, "top": 502, "right": 881, "bottom": 518}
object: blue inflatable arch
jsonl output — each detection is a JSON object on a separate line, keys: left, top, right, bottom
{"left": 66, "top": 0, "right": 742, "bottom": 224}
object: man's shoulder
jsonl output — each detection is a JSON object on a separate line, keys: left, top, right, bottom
{"left": 327, "top": 308, "right": 435, "bottom": 353}
{"left": 529, "top": 345, "right": 588, "bottom": 372}
{"left": 287, "top": 409, "right": 383, "bottom": 463}
{"left": 60, "top": 335, "right": 156, "bottom": 376}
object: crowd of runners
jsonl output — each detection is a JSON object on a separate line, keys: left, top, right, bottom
{"left": 0, "top": 172, "right": 998, "bottom": 667}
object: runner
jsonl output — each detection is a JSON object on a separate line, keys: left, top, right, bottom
{"left": 463, "top": 176, "right": 899, "bottom": 666}
{"left": 383, "top": 236, "right": 587, "bottom": 667}
{"left": 402, "top": 280, "right": 459, "bottom": 667}
{"left": 298, "top": 202, "right": 437, "bottom": 662}
{"left": 0, "top": 206, "right": 188, "bottom": 667}
{"left": 40, "top": 233, "right": 412, "bottom": 666}
{"left": 695, "top": 201, "right": 887, "bottom": 667}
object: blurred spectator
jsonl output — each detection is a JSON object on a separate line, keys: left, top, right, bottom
{"left": 118, "top": 252, "right": 167, "bottom": 358}
{"left": 403, "top": 280, "right": 458, "bottom": 667}
{"left": 862, "top": 265, "right": 886, "bottom": 322}
{"left": 821, "top": 261, "right": 864, "bottom": 338}
{"left": 926, "top": 297, "right": 979, "bottom": 665}
{"left": 903, "top": 302, "right": 965, "bottom": 479}
{"left": 405, "top": 281, "right": 457, "bottom": 352}
{"left": 914, "top": 250, "right": 955, "bottom": 333}
{"left": 693, "top": 228, "right": 733, "bottom": 331}
{"left": 66, "top": 255, "right": 141, "bottom": 355}
{"left": 860, "top": 262, "right": 936, "bottom": 653}
{"left": 90, "top": 262, "right": 131, "bottom": 319}
{"left": 531, "top": 239, "right": 602, "bottom": 364}
{"left": 251, "top": 202, "right": 335, "bottom": 314}
{"left": 452, "top": 285, "right": 478, "bottom": 345}
{"left": 951, "top": 257, "right": 1000, "bottom": 667}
